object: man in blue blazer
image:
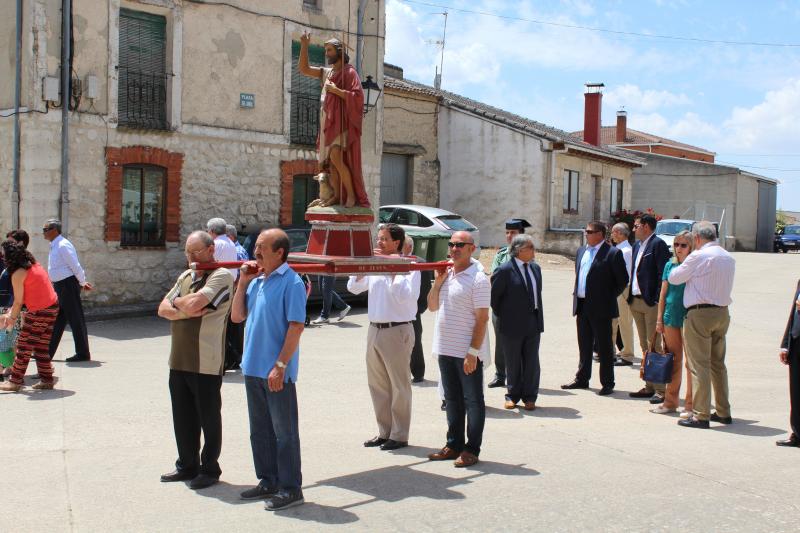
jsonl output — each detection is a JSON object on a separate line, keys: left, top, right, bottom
{"left": 491, "top": 234, "right": 543, "bottom": 411}
{"left": 778, "top": 279, "right": 800, "bottom": 447}
{"left": 562, "top": 221, "right": 629, "bottom": 395}
{"left": 627, "top": 214, "right": 672, "bottom": 402}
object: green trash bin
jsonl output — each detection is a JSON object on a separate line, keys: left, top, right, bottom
{"left": 405, "top": 230, "right": 452, "bottom": 262}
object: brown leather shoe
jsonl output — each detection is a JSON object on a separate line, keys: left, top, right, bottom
{"left": 523, "top": 401, "right": 536, "bottom": 411}
{"left": 504, "top": 400, "right": 517, "bottom": 409}
{"left": 454, "top": 451, "right": 479, "bottom": 468}
{"left": 428, "top": 447, "right": 459, "bottom": 461}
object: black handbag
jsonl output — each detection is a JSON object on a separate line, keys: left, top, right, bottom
{"left": 643, "top": 332, "right": 674, "bottom": 384}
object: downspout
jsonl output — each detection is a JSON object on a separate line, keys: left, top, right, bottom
{"left": 60, "top": 0, "right": 72, "bottom": 235}
{"left": 355, "top": 0, "right": 368, "bottom": 75}
{"left": 12, "top": 0, "right": 23, "bottom": 228}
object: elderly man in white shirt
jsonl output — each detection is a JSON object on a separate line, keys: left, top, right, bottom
{"left": 668, "top": 220, "right": 735, "bottom": 429}
{"left": 348, "top": 224, "right": 421, "bottom": 451}
{"left": 44, "top": 218, "right": 93, "bottom": 362}
{"left": 610, "top": 223, "right": 635, "bottom": 364}
{"left": 206, "top": 218, "right": 239, "bottom": 280}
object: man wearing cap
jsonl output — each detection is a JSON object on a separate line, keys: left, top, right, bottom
{"left": 488, "top": 219, "right": 531, "bottom": 388}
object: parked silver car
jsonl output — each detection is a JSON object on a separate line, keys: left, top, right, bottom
{"left": 378, "top": 204, "right": 481, "bottom": 256}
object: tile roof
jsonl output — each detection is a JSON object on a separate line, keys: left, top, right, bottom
{"left": 571, "top": 126, "right": 715, "bottom": 155}
{"left": 384, "top": 76, "right": 644, "bottom": 165}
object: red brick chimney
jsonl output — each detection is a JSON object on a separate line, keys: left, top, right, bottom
{"left": 583, "top": 83, "right": 604, "bottom": 146}
{"left": 616, "top": 108, "right": 627, "bottom": 143}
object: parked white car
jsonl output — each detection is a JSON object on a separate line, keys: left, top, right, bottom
{"left": 378, "top": 204, "right": 481, "bottom": 257}
{"left": 656, "top": 219, "right": 719, "bottom": 252}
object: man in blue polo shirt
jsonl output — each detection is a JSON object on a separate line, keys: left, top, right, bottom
{"left": 231, "top": 228, "right": 307, "bottom": 511}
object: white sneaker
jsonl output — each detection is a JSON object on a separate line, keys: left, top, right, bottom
{"left": 338, "top": 305, "right": 351, "bottom": 322}
{"left": 310, "top": 317, "right": 329, "bottom": 325}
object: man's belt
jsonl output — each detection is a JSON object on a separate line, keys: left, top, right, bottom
{"left": 370, "top": 321, "right": 412, "bottom": 329}
{"left": 686, "top": 304, "right": 724, "bottom": 312}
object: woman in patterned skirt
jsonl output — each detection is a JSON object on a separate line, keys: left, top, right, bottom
{"left": 0, "top": 240, "right": 59, "bottom": 392}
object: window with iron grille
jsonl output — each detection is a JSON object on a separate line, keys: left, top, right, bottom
{"left": 121, "top": 165, "right": 167, "bottom": 246}
{"left": 610, "top": 178, "right": 623, "bottom": 215}
{"left": 290, "top": 41, "right": 326, "bottom": 145}
{"left": 563, "top": 169, "right": 579, "bottom": 213}
{"left": 118, "top": 9, "right": 169, "bottom": 130}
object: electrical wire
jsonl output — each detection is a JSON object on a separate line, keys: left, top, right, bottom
{"left": 397, "top": 0, "right": 800, "bottom": 48}
{"left": 717, "top": 161, "right": 800, "bottom": 172}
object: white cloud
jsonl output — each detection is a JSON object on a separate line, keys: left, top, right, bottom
{"left": 628, "top": 112, "right": 719, "bottom": 144}
{"left": 604, "top": 84, "right": 692, "bottom": 113}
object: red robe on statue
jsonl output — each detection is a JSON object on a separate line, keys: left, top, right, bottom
{"left": 320, "top": 64, "right": 371, "bottom": 208}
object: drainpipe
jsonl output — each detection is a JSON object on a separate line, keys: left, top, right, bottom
{"left": 60, "top": 0, "right": 72, "bottom": 235}
{"left": 12, "top": 0, "right": 23, "bottom": 228}
{"left": 355, "top": 0, "right": 368, "bottom": 75}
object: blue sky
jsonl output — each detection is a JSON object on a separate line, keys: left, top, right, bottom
{"left": 384, "top": 0, "right": 800, "bottom": 210}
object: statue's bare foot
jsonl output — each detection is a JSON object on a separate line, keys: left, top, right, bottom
{"left": 344, "top": 198, "right": 356, "bottom": 208}
{"left": 320, "top": 195, "right": 340, "bottom": 207}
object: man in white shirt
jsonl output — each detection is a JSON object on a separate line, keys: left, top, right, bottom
{"left": 206, "top": 218, "right": 239, "bottom": 280}
{"left": 610, "top": 223, "right": 635, "bottom": 365}
{"left": 44, "top": 219, "right": 93, "bottom": 362}
{"left": 668, "top": 221, "right": 735, "bottom": 429}
{"left": 348, "top": 224, "right": 421, "bottom": 451}
{"left": 426, "top": 231, "right": 490, "bottom": 468}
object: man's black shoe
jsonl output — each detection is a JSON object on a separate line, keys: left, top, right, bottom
{"left": 65, "top": 354, "right": 90, "bottom": 363}
{"left": 412, "top": 377, "right": 424, "bottom": 383}
{"left": 598, "top": 386, "right": 614, "bottom": 396}
{"left": 380, "top": 439, "right": 408, "bottom": 451}
{"left": 160, "top": 469, "right": 197, "bottom": 482}
{"left": 613, "top": 358, "right": 633, "bottom": 367}
{"left": 189, "top": 474, "right": 219, "bottom": 490}
{"left": 487, "top": 377, "right": 505, "bottom": 388}
{"left": 649, "top": 393, "right": 665, "bottom": 405}
{"left": 440, "top": 400, "right": 446, "bottom": 411}
{"left": 776, "top": 434, "right": 800, "bottom": 447}
{"left": 363, "top": 436, "right": 388, "bottom": 447}
{"left": 710, "top": 412, "right": 733, "bottom": 424}
{"left": 629, "top": 388, "right": 655, "bottom": 398}
{"left": 240, "top": 485, "right": 279, "bottom": 500}
{"left": 561, "top": 380, "right": 589, "bottom": 390}
{"left": 678, "top": 417, "right": 710, "bottom": 429}
{"left": 265, "top": 490, "right": 305, "bottom": 511}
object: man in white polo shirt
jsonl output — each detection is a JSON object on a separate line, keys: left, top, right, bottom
{"left": 348, "top": 224, "right": 420, "bottom": 451}
{"left": 426, "top": 231, "right": 490, "bottom": 468}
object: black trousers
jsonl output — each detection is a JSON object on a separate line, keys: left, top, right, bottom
{"left": 48, "top": 276, "right": 90, "bottom": 360}
{"left": 169, "top": 369, "right": 223, "bottom": 478}
{"left": 790, "top": 345, "right": 800, "bottom": 437}
{"left": 503, "top": 331, "right": 541, "bottom": 403}
{"left": 576, "top": 301, "right": 615, "bottom": 389}
{"left": 492, "top": 313, "right": 506, "bottom": 379}
{"left": 410, "top": 312, "right": 425, "bottom": 381}
{"left": 225, "top": 318, "right": 243, "bottom": 370}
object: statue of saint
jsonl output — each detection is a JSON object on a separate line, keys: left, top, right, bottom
{"left": 298, "top": 31, "right": 370, "bottom": 209}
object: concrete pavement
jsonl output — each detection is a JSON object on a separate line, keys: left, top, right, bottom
{"left": 2, "top": 251, "right": 799, "bottom": 532}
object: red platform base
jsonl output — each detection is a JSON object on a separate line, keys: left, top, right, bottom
{"left": 305, "top": 208, "right": 375, "bottom": 257}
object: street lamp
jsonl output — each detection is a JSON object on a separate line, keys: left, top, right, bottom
{"left": 362, "top": 75, "right": 381, "bottom": 114}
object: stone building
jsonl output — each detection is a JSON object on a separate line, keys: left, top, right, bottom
{"left": 0, "top": 0, "right": 385, "bottom": 307}
{"left": 382, "top": 72, "right": 642, "bottom": 254}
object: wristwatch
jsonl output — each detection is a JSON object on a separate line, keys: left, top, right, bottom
{"left": 275, "top": 360, "right": 287, "bottom": 369}
{"left": 467, "top": 347, "right": 480, "bottom": 357}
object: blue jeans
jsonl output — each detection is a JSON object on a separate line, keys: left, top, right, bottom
{"left": 244, "top": 376, "right": 302, "bottom": 491}
{"left": 438, "top": 355, "right": 486, "bottom": 456}
{"left": 319, "top": 275, "right": 347, "bottom": 319}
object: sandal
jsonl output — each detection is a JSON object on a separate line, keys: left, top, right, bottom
{"left": 0, "top": 381, "right": 22, "bottom": 392}
{"left": 32, "top": 381, "right": 54, "bottom": 390}
{"left": 650, "top": 405, "right": 677, "bottom": 414}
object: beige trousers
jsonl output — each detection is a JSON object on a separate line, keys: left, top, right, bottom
{"left": 366, "top": 323, "right": 414, "bottom": 442}
{"left": 630, "top": 296, "right": 665, "bottom": 393}
{"left": 612, "top": 287, "right": 635, "bottom": 361}
{"left": 683, "top": 307, "right": 731, "bottom": 421}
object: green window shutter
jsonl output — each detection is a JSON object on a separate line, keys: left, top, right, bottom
{"left": 119, "top": 9, "right": 168, "bottom": 129}
{"left": 292, "top": 175, "right": 319, "bottom": 226}
{"left": 290, "top": 42, "right": 325, "bottom": 145}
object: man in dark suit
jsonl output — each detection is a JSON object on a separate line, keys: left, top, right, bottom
{"left": 491, "top": 234, "right": 544, "bottom": 411}
{"left": 778, "top": 280, "right": 800, "bottom": 447}
{"left": 562, "top": 221, "right": 629, "bottom": 395}
{"left": 627, "top": 214, "right": 672, "bottom": 403}
{"left": 404, "top": 236, "right": 433, "bottom": 383}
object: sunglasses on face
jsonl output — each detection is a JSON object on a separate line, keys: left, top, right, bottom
{"left": 447, "top": 241, "right": 471, "bottom": 248}
{"left": 674, "top": 243, "right": 689, "bottom": 249}
{"left": 584, "top": 229, "right": 602, "bottom": 235}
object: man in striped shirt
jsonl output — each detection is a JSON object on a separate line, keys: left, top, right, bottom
{"left": 427, "top": 231, "right": 490, "bottom": 468}
{"left": 668, "top": 221, "right": 735, "bottom": 429}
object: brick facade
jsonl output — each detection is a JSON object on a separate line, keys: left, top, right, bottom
{"left": 104, "top": 146, "right": 184, "bottom": 243}
{"left": 279, "top": 159, "right": 318, "bottom": 226}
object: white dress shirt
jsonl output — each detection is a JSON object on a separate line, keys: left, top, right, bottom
{"left": 513, "top": 257, "right": 538, "bottom": 309}
{"left": 576, "top": 241, "right": 603, "bottom": 299}
{"left": 48, "top": 235, "right": 87, "bottom": 285}
{"left": 347, "top": 271, "right": 421, "bottom": 323}
{"left": 668, "top": 241, "right": 735, "bottom": 308}
{"left": 616, "top": 240, "right": 633, "bottom": 277}
{"left": 213, "top": 235, "right": 239, "bottom": 280}
{"left": 631, "top": 233, "right": 653, "bottom": 296}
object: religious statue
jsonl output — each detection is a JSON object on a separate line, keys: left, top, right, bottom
{"left": 298, "top": 31, "right": 370, "bottom": 209}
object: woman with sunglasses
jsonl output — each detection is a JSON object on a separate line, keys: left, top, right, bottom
{"left": 651, "top": 230, "right": 694, "bottom": 415}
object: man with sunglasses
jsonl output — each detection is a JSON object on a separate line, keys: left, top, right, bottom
{"left": 43, "top": 218, "right": 93, "bottom": 362}
{"left": 563, "top": 221, "right": 629, "bottom": 395}
{"left": 427, "top": 231, "right": 489, "bottom": 468}
{"left": 348, "top": 224, "right": 421, "bottom": 451}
